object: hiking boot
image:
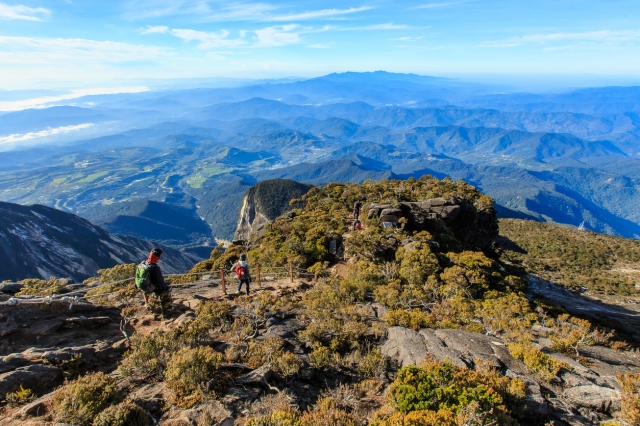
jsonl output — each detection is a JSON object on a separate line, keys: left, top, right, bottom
{"left": 236, "top": 290, "right": 241, "bottom": 295}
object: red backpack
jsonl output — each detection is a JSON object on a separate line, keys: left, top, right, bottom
{"left": 235, "top": 262, "right": 246, "bottom": 279}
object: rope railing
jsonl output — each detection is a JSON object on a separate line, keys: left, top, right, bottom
{"left": 0, "top": 262, "right": 325, "bottom": 306}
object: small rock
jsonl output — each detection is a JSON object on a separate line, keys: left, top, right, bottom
{"left": 64, "top": 316, "right": 112, "bottom": 329}
{"left": 235, "top": 365, "right": 272, "bottom": 386}
{"left": 219, "top": 417, "right": 234, "bottom": 426}
{"left": 531, "top": 325, "right": 553, "bottom": 338}
{"left": 563, "top": 385, "right": 620, "bottom": 413}
{"left": 13, "top": 394, "right": 52, "bottom": 419}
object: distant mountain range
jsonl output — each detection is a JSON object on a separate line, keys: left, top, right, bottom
{"left": 0, "top": 201, "right": 198, "bottom": 282}
{"left": 0, "top": 71, "right": 639, "bottom": 243}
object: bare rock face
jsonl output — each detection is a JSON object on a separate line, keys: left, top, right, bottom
{"left": 233, "top": 179, "right": 314, "bottom": 242}
{"left": 367, "top": 197, "right": 498, "bottom": 250}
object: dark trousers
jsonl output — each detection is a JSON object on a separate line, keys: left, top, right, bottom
{"left": 151, "top": 289, "right": 172, "bottom": 316}
{"left": 237, "top": 279, "right": 250, "bottom": 294}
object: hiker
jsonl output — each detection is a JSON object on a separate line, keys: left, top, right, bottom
{"left": 353, "top": 200, "right": 361, "bottom": 219}
{"left": 135, "top": 248, "right": 172, "bottom": 319}
{"left": 352, "top": 219, "right": 362, "bottom": 231}
{"left": 231, "top": 254, "right": 252, "bottom": 295}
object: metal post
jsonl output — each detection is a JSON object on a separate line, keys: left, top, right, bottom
{"left": 256, "top": 264, "right": 261, "bottom": 288}
{"left": 289, "top": 263, "right": 294, "bottom": 283}
{"left": 220, "top": 267, "right": 227, "bottom": 295}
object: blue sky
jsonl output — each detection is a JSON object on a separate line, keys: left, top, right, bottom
{"left": 1, "top": 0, "right": 640, "bottom": 89}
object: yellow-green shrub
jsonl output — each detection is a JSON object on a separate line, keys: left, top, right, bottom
{"left": 618, "top": 373, "right": 640, "bottom": 425}
{"left": 119, "top": 330, "right": 180, "bottom": 379}
{"left": 507, "top": 343, "right": 567, "bottom": 382}
{"left": 164, "top": 346, "right": 223, "bottom": 402}
{"left": 359, "top": 349, "right": 386, "bottom": 378}
{"left": 16, "top": 277, "right": 67, "bottom": 296}
{"left": 5, "top": 385, "right": 34, "bottom": 407}
{"left": 385, "top": 358, "right": 525, "bottom": 424}
{"left": 92, "top": 401, "right": 150, "bottom": 426}
{"left": 52, "top": 372, "right": 121, "bottom": 425}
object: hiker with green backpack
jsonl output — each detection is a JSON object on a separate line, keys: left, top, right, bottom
{"left": 135, "top": 248, "right": 172, "bottom": 319}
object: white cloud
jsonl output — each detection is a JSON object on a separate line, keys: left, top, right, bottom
{"left": 171, "top": 28, "right": 247, "bottom": 48}
{"left": 307, "top": 43, "right": 332, "bottom": 49}
{"left": 254, "top": 24, "right": 300, "bottom": 47}
{"left": 413, "top": 1, "right": 474, "bottom": 9}
{"left": 0, "top": 36, "right": 172, "bottom": 63}
{"left": 0, "top": 87, "right": 149, "bottom": 111}
{"left": 0, "top": 123, "right": 95, "bottom": 146}
{"left": 270, "top": 6, "right": 373, "bottom": 22}
{"left": 339, "top": 23, "right": 408, "bottom": 31}
{"left": 0, "top": 2, "right": 50, "bottom": 21}
{"left": 140, "top": 25, "right": 169, "bottom": 34}
{"left": 481, "top": 30, "right": 640, "bottom": 48}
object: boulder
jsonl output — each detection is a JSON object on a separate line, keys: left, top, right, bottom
{"left": 367, "top": 197, "right": 497, "bottom": 250}
{"left": 563, "top": 385, "right": 620, "bottom": 413}
{"left": 0, "top": 353, "right": 32, "bottom": 374}
{"left": 381, "top": 327, "right": 432, "bottom": 368}
{"left": 0, "top": 283, "right": 23, "bottom": 295}
{"left": 0, "top": 364, "right": 63, "bottom": 397}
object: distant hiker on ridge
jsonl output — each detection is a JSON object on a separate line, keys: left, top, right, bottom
{"left": 135, "top": 248, "right": 173, "bottom": 319}
{"left": 352, "top": 219, "right": 362, "bottom": 231}
{"left": 353, "top": 199, "right": 361, "bottom": 219}
{"left": 231, "top": 253, "right": 252, "bottom": 295}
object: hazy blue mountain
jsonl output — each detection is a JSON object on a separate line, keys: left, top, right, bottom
{"left": 82, "top": 200, "right": 214, "bottom": 248}
{"left": 0, "top": 201, "right": 197, "bottom": 282}
{"left": 2, "top": 71, "right": 640, "bottom": 243}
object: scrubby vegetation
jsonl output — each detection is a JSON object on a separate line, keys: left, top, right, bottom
{"left": 499, "top": 219, "right": 640, "bottom": 295}
{"left": 6, "top": 176, "right": 638, "bottom": 425}
{"left": 92, "top": 401, "right": 150, "bottom": 426}
{"left": 51, "top": 372, "right": 121, "bottom": 425}
{"left": 16, "top": 277, "right": 69, "bottom": 296}
{"left": 371, "top": 358, "right": 526, "bottom": 425}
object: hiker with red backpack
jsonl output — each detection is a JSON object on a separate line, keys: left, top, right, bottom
{"left": 231, "top": 253, "right": 252, "bottom": 295}
{"left": 135, "top": 248, "right": 173, "bottom": 319}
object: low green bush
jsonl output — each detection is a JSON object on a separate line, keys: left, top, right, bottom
{"left": 52, "top": 372, "right": 121, "bottom": 425}
{"left": 92, "top": 401, "right": 150, "bottom": 426}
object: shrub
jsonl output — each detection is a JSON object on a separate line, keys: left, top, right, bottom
{"left": 164, "top": 346, "right": 223, "bottom": 404}
{"left": 507, "top": 343, "right": 567, "bottom": 382}
{"left": 618, "top": 373, "right": 640, "bottom": 425}
{"left": 119, "top": 330, "right": 180, "bottom": 379}
{"left": 92, "top": 401, "right": 150, "bottom": 426}
{"left": 359, "top": 349, "right": 386, "bottom": 378}
{"left": 386, "top": 358, "right": 525, "bottom": 424}
{"left": 245, "top": 337, "right": 301, "bottom": 379}
{"left": 16, "top": 277, "right": 68, "bottom": 296}
{"left": 52, "top": 372, "right": 121, "bottom": 425}
{"left": 309, "top": 343, "right": 332, "bottom": 370}
{"left": 5, "top": 385, "right": 34, "bottom": 407}
{"left": 183, "top": 301, "right": 232, "bottom": 342}
{"left": 245, "top": 408, "right": 300, "bottom": 426}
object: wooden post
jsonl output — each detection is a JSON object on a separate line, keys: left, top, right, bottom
{"left": 219, "top": 267, "right": 227, "bottom": 295}
{"left": 256, "top": 264, "right": 261, "bottom": 288}
{"left": 289, "top": 263, "right": 294, "bottom": 283}
{"left": 314, "top": 272, "right": 318, "bottom": 282}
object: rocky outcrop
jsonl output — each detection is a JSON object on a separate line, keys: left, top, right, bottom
{"left": 381, "top": 326, "right": 640, "bottom": 424}
{"left": 0, "top": 201, "right": 198, "bottom": 282}
{"left": 234, "top": 179, "right": 313, "bottom": 242}
{"left": 367, "top": 197, "right": 498, "bottom": 250}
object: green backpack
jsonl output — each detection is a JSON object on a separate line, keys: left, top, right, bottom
{"left": 135, "top": 262, "right": 156, "bottom": 293}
